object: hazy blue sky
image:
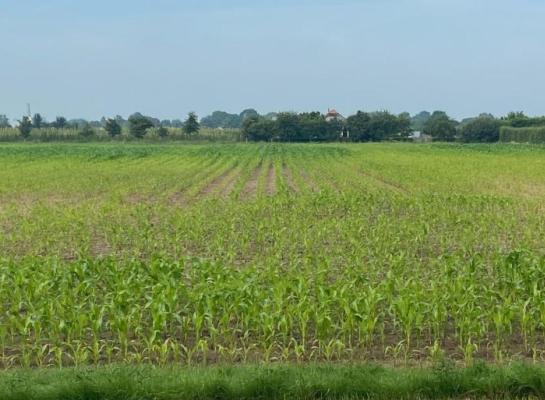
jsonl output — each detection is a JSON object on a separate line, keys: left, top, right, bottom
{"left": 1, "top": 0, "right": 544, "bottom": 122}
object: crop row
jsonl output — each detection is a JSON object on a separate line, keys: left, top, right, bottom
{"left": 1, "top": 143, "right": 545, "bottom": 366}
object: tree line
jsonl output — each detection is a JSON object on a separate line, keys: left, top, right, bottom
{"left": 2, "top": 109, "right": 545, "bottom": 142}
{"left": 8, "top": 112, "right": 201, "bottom": 139}
{"left": 417, "top": 111, "right": 545, "bottom": 143}
{"left": 241, "top": 110, "right": 545, "bottom": 143}
{"left": 242, "top": 111, "right": 411, "bottom": 142}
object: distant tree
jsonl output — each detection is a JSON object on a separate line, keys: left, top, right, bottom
{"left": 423, "top": 111, "right": 457, "bottom": 141}
{"left": 53, "top": 116, "right": 67, "bottom": 129}
{"left": 347, "top": 111, "right": 410, "bottom": 142}
{"left": 501, "top": 111, "right": 544, "bottom": 128}
{"left": 147, "top": 117, "right": 161, "bottom": 127}
{"left": 18, "top": 116, "right": 32, "bottom": 139}
{"left": 104, "top": 118, "right": 122, "bottom": 137}
{"left": 202, "top": 111, "right": 228, "bottom": 128}
{"left": 32, "top": 113, "right": 43, "bottom": 129}
{"left": 160, "top": 120, "right": 172, "bottom": 127}
{"left": 397, "top": 112, "right": 413, "bottom": 140}
{"left": 242, "top": 116, "right": 276, "bottom": 141}
{"left": 66, "top": 119, "right": 90, "bottom": 129}
{"left": 183, "top": 112, "right": 200, "bottom": 134}
{"left": 479, "top": 112, "right": 495, "bottom": 119}
{"left": 459, "top": 113, "right": 495, "bottom": 128}
{"left": 78, "top": 123, "right": 95, "bottom": 138}
{"left": 171, "top": 119, "right": 184, "bottom": 128}
{"left": 128, "top": 113, "right": 154, "bottom": 138}
{"left": 299, "top": 112, "right": 331, "bottom": 141}
{"left": 263, "top": 112, "right": 278, "bottom": 121}
{"left": 239, "top": 109, "right": 259, "bottom": 123}
{"left": 157, "top": 126, "right": 169, "bottom": 138}
{"left": 276, "top": 112, "right": 300, "bottom": 141}
{"left": 368, "top": 111, "right": 407, "bottom": 141}
{"left": 459, "top": 116, "right": 500, "bottom": 142}
{"left": 346, "top": 111, "right": 372, "bottom": 141}
{"left": 0, "top": 114, "right": 10, "bottom": 128}
{"left": 410, "top": 111, "right": 431, "bottom": 131}
{"left": 201, "top": 109, "right": 260, "bottom": 129}
{"left": 114, "top": 115, "right": 127, "bottom": 128}
{"left": 201, "top": 111, "right": 239, "bottom": 129}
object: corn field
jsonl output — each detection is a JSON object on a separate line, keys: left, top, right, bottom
{"left": 1, "top": 142, "right": 545, "bottom": 367}
{"left": 0, "top": 127, "right": 241, "bottom": 142}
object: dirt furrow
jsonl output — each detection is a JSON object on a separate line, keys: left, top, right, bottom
{"left": 240, "top": 163, "right": 263, "bottom": 200}
{"left": 199, "top": 165, "right": 237, "bottom": 197}
{"left": 359, "top": 169, "right": 408, "bottom": 194}
{"left": 282, "top": 163, "right": 299, "bottom": 194}
{"left": 299, "top": 169, "right": 320, "bottom": 192}
{"left": 219, "top": 168, "right": 243, "bottom": 199}
{"left": 266, "top": 163, "right": 277, "bottom": 196}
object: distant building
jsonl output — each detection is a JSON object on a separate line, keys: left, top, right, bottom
{"left": 409, "top": 131, "right": 432, "bottom": 142}
{"left": 325, "top": 108, "right": 346, "bottom": 122}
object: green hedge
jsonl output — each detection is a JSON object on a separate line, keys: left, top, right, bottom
{"left": 500, "top": 126, "right": 545, "bottom": 143}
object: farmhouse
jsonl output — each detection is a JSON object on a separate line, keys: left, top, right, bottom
{"left": 325, "top": 108, "right": 346, "bottom": 122}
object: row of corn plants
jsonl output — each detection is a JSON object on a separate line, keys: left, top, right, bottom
{"left": 1, "top": 143, "right": 545, "bottom": 366}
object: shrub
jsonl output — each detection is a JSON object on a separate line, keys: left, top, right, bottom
{"left": 460, "top": 117, "right": 500, "bottom": 142}
{"left": 78, "top": 124, "right": 95, "bottom": 139}
{"left": 499, "top": 126, "right": 545, "bottom": 143}
{"left": 18, "top": 116, "right": 32, "bottom": 139}
{"left": 183, "top": 112, "right": 200, "bottom": 135}
{"left": 128, "top": 114, "right": 154, "bottom": 138}
{"left": 157, "top": 126, "right": 169, "bottom": 138}
{"left": 423, "top": 111, "right": 457, "bottom": 142}
{"left": 104, "top": 119, "right": 122, "bottom": 137}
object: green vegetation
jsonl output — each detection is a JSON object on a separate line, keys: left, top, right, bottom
{"left": 128, "top": 113, "right": 155, "bottom": 138}
{"left": 0, "top": 114, "right": 10, "bottom": 128}
{"left": 2, "top": 363, "right": 545, "bottom": 399}
{"left": 104, "top": 118, "right": 122, "bottom": 138}
{"left": 201, "top": 109, "right": 260, "bottom": 129}
{"left": 2, "top": 143, "right": 545, "bottom": 369}
{"left": 3, "top": 109, "right": 545, "bottom": 143}
{"left": 346, "top": 111, "right": 411, "bottom": 141}
{"left": 499, "top": 126, "right": 545, "bottom": 144}
{"left": 17, "top": 116, "right": 32, "bottom": 139}
{"left": 422, "top": 111, "right": 457, "bottom": 142}
{"left": 460, "top": 116, "right": 501, "bottom": 143}
{"left": 183, "top": 112, "right": 201, "bottom": 135}
{"left": 0, "top": 127, "right": 241, "bottom": 142}
{"left": 501, "top": 112, "right": 545, "bottom": 128}
{"left": 242, "top": 110, "right": 411, "bottom": 142}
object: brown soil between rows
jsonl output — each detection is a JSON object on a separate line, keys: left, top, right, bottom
{"left": 240, "top": 163, "right": 263, "bottom": 200}
{"left": 282, "top": 164, "right": 299, "bottom": 194}
{"left": 359, "top": 169, "right": 408, "bottom": 194}
{"left": 199, "top": 166, "right": 236, "bottom": 197}
{"left": 219, "top": 168, "right": 242, "bottom": 199}
{"left": 298, "top": 169, "right": 320, "bottom": 192}
{"left": 266, "top": 163, "right": 277, "bottom": 196}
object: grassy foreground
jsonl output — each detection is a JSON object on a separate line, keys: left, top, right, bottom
{"left": 2, "top": 363, "right": 545, "bottom": 400}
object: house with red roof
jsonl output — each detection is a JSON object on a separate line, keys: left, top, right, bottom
{"left": 325, "top": 108, "right": 346, "bottom": 122}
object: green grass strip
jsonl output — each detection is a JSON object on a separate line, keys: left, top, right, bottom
{"left": 1, "top": 363, "right": 545, "bottom": 399}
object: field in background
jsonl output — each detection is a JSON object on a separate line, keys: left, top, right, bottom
{"left": 0, "top": 126, "right": 242, "bottom": 142}
{"left": 2, "top": 142, "right": 545, "bottom": 368}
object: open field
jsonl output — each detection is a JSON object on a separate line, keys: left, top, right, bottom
{"left": 2, "top": 142, "right": 545, "bottom": 369}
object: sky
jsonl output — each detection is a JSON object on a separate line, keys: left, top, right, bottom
{"left": 1, "top": 0, "right": 545, "bottom": 122}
